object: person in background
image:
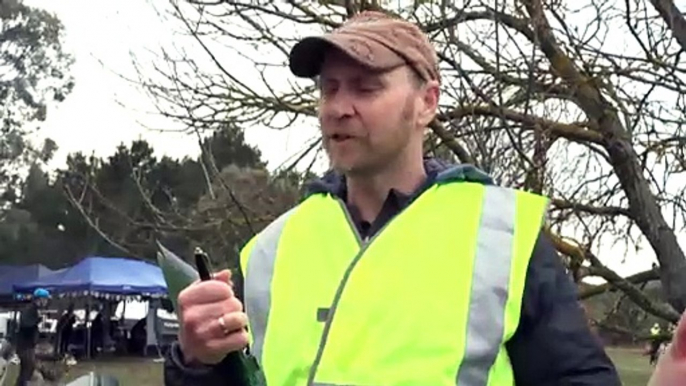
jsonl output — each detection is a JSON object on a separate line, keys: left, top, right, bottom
{"left": 55, "top": 304, "right": 75, "bottom": 357}
{"left": 650, "top": 322, "right": 664, "bottom": 366}
{"left": 14, "top": 288, "right": 49, "bottom": 386}
{"left": 90, "top": 312, "right": 104, "bottom": 358}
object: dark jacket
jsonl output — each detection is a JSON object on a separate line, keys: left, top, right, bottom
{"left": 16, "top": 303, "right": 40, "bottom": 349}
{"left": 164, "top": 159, "right": 621, "bottom": 386}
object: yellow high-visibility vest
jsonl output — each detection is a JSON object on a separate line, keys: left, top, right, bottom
{"left": 651, "top": 325, "right": 661, "bottom": 336}
{"left": 240, "top": 181, "right": 548, "bottom": 385}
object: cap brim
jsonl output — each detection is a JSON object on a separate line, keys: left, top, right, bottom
{"left": 288, "top": 36, "right": 333, "bottom": 78}
{"left": 288, "top": 34, "right": 404, "bottom": 78}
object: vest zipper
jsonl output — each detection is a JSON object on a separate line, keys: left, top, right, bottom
{"left": 335, "top": 198, "right": 363, "bottom": 246}
{"left": 306, "top": 199, "right": 398, "bottom": 385}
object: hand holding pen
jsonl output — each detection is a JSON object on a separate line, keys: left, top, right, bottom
{"left": 175, "top": 247, "right": 249, "bottom": 365}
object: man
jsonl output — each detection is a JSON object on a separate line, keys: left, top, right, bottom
{"left": 650, "top": 322, "right": 664, "bottom": 366}
{"left": 163, "top": 11, "right": 621, "bottom": 385}
{"left": 15, "top": 288, "right": 49, "bottom": 386}
{"left": 54, "top": 304, "right": 75, "bottom": 357}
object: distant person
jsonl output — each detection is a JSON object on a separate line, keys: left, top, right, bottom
{"left": 650, "top": 322, "right": 664, "bottom": 366}
{"left": 90, "top": 313, "right": 103, "bottom": 357}
{"left": 55, "top": 304, "right": 75, "bottom": 357}
{"left": 15, "top": 288, "right": 49, "bottom": 386}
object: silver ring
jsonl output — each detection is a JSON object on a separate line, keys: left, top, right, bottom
{"left": 218, "top": 315, "right": 230, "bottom": 335}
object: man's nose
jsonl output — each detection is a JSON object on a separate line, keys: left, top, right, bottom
{"left": 323, "top": 89, "right": 355, "bottom": 119}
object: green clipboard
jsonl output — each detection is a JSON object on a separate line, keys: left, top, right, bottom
{"left": 156, "top": 241, "right": 199, "bottom": 313}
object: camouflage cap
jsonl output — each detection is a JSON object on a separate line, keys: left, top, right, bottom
{"left": 288, "top": 11, "right": 440, "bottom": 84}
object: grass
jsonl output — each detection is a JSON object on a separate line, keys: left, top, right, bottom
{"left": 3, "top": 347, "right": 654, "bottom": 385}
{"left": 5, "top": 357, "right": 164, "bottom": 385}
{"left": 607, "top": 347, "right": 653, "bottom": 386}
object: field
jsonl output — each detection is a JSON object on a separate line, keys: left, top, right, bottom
{"left": 3, "top": 347, "right": 653, "bottom": 385}
{"left": 5, "top": 357, "right": 164, "bottom": 385}
{"left": 607, "top": 347, "right": 653, "bottom": 386}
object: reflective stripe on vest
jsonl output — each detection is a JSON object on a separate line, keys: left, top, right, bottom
{"left": 240, "top": 182, "right": 548, "bottom": 385}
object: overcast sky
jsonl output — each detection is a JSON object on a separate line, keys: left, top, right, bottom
{"left": 24, "top": 0, "right": 320, "bottom": 172}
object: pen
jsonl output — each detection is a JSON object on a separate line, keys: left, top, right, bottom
{"left": 194, "top": 247, "right": 212, "bottom": 281}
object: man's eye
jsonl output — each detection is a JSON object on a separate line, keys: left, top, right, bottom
{"left": 357, "top": 85, "right": 380, "bottom": 93}
{"left": 320, "top": 85, "right": 336, "bottom": 95}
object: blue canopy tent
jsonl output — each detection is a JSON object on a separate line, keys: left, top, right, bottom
{"left": 13, "top": 257, "right": 169, "bottom": 358}
{"left": 13, "top": 257, "right": 167, "bottom": 299}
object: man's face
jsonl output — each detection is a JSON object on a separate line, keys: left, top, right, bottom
{"left": 317, "top": 50, "right": 437, "bottom": 176}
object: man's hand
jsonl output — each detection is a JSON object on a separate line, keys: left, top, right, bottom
{"left": 648, "top": 311, "right": 686, "bottom": 385}
{"left": 177, "top": 269, "right": 249, "bottom": 365}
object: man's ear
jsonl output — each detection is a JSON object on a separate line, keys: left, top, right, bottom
{"left": 416, "top": 80, "right": 440, "bottom": 128}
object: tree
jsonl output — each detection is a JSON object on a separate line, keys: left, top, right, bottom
{"left": 0, "top": 0, "right": 74, "bottom": 203}
{"left": 59, "top": 127, "right": 280, "bottom": 264}
{"left": 189, "top": 164, "right": 301, "bottom": 268}
{"left": 646, "top": 0, "right": 686, "bottom": 52}
{"left": 0, "top": 161, "right": 95, "bottom": 267}
{"left": 133, "top": 0, "right": 686, "bottom": 325}
{"left": 60, "top": 140, "right": 199, "bottom": 259}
